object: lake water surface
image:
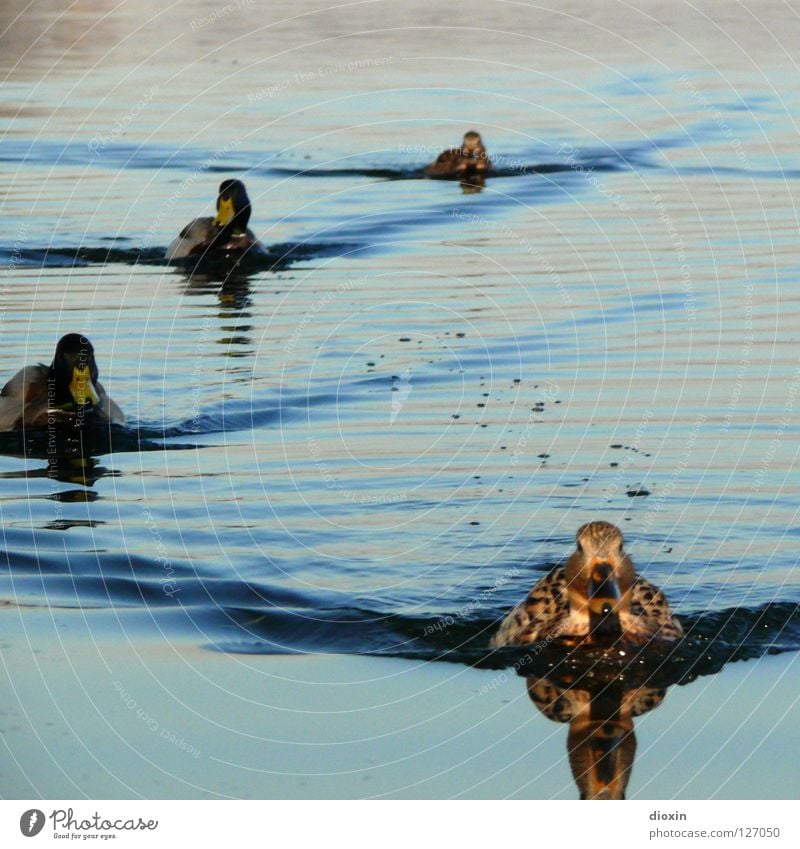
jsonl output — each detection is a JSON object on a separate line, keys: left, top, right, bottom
{"left": 1, "top": 0, "right": 799, "bottom": 789}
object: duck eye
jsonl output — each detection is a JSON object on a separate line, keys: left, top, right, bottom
{"left": 576, "top": 541, "right": 584, "bottom": 553}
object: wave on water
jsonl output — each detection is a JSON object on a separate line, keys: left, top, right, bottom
{"left": 0, "top": 135, "right": 672, "bottom": 273}
{"left": 0, "top": 239, "right": 361, "bottom": 272}
{"left": 270, "top": 157, "right": 627, "bottom": 181}
{"left": 0, "top": 136, "right": 662, "bottom": 185}
{"left": 203, "top": 599, "right": 800, "bottom": 674}
{"left": 0, "top": 137, "right": 632, "bottom": 172}
{"left": 0, "top": 424, "right": 201, "bottom": 461}
{"left": 0, "top": 380, "right": 356, "bottom": 461}
{"left": 5, "top": 520, "right": 797, "bottom": 679}
{"left": 0, "top": 139, "right": 264, "bottom": 173}
{"left": 0, "top": 240, "right": 360, "bottom": 271}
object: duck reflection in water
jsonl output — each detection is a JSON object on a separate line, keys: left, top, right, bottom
{"left": 178, "top": 268, "right": 255, "bottom": 312}
{"left": 44, "top": 455, "right": 118, "bottom": 489}
{"left": 526, "top": 665, "right": 668, "bottom": 800}
{"left": 460, "top": 173, "right": 486, "bottom": 194}
{"left": 0, "top": 456, "right": 115, "bottom": 489}
{"left": 176, "top": 270, "right": 257, "bottom": 358}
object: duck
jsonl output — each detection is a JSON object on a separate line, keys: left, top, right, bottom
{"left": 0, "top": 334, "right": 125, "bottom": 431}
{"left": 424, "top": 131, "right": 492, "bottom": 180}
{"left": 490, "top": 521, "right": 683, "bottom": 648}
{"left": 166, "top": 179, "right": 264, "bottom": 261}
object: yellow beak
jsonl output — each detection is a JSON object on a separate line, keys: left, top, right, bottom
{"left": 213, "top": 196, "right": 235, "bottom": 227}
{"left": 69, "top": 365, "right": 101, "bottom": 407}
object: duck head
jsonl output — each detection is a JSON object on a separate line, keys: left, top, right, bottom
{"left": 461, "top": 130, "right": 483, "bottom": 155}
{"left": 48, "top": 333, "right": 101, "bottom": 411}
{"left": 213, "top": 179, "right": 252, "bottom": 238}
{"left": 566, "top": 521, "right": 635, "bottom": 639}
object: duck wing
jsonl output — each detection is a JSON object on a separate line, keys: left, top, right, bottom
{"left": 526, "top": 676, "right": 585, "bottom": 723}
{"left": 1, "top": 364, "right": 48, "bottom": 400}
{"left": 0, "top": 364, "right": 49, "bottom": 430}
{"left": 166, "top": 217, "right": 215, "bottom": 260}
{"left": 490, "top": 566, "right": 570, "bottom": 647}
{"left": 628, "top": 686, "right": 667, "bottom": 717}
{"left": 627, "top": 576, "right": 684, "bottom": 642}
{"left": 425, "top": 149, "right": 464, "bottom": 178}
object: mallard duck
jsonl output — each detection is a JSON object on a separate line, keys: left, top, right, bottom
{"left": 166, "top": 179, "right": 263, "bottom": 260}
{"left": 490, "top": 521, "right": 683, "bottom": 648}
{"left": 425, "top": 131, "right": 492, "bottom": 179}
{"left": 0, "top": 334, "right": 124, "bottom": 431}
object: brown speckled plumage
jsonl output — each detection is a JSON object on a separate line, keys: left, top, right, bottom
{"left": 425, "top": 131, "right": 492, "bottom": 179}
{"left": 490, "top": 521, "right": 683, "bottom": 648}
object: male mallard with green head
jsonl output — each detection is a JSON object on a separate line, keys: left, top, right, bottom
{"left": 166, "top": 179, "right": 263, "bottom": 260}
{"left": 425, "top": 130, "right": 492, "bottom": 179}
{"left": 0, "top": 334, "right": 124, "bottom": 431}
{"left": 490, "top": 521, "right": 683, "bottom": 648}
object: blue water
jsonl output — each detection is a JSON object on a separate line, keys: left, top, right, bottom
{"left": 1, "top": 0, "right": 799, "bottom": 676}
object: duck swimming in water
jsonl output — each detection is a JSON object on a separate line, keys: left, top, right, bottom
{"left": 0, "top": 334, "right": 125, "bottom": 431}
{"left": 425, "top": 131, "right": 492, "bottom": 180}
{"left": 490, "top": 521, "right": 683, "bottom": 648}
{"left": 166, "top": 179, "right": 263, "bottom": 261}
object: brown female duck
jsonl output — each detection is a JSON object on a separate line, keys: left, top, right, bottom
{"left": 490, "top": 521, "right": 683, "bottom": 648}
{"left": 425, "top": 131, "right": 492, "bottom": 180}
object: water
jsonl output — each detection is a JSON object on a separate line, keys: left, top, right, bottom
{"left": 1, "top": 0, "right": 799, "bottom": 674}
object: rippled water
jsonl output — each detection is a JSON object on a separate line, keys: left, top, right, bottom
{"left": 1, "top": 0, "right": 799, "bottom": 675}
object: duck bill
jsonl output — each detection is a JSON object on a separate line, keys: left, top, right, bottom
{"left": 588, "top": 563, "right": 621, "bottom": 617}
{"left": 213, "top": 196, "right": 235, "bottom": 227}
{"left": 69, "top": 365, "right": 100, "bottom": 407}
